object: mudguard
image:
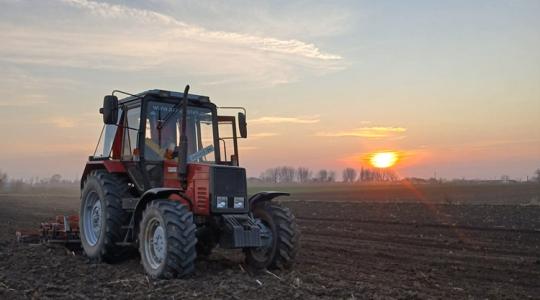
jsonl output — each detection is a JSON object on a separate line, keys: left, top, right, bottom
{"left": 133, "top": 188, "right": 192, "bottom": 225}
{"left": 80, "top": 160, "right": 126, "bottom": 189}
{"left": 248, "top": 191, "right": 290, "bottom": 208}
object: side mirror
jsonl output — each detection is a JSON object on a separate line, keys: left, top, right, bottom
{"left": 100, "top": 95, "right": 118, "bottom": 125}
{"left": 238, "top": 112, "right": 247, "bottom": 138}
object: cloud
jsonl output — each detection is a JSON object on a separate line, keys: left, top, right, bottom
{"left": 160, "top": 1, "right": 353, "bottom": 39}
{"left": 0, "top": 97, "right": 48, "bottom": 107}
{"left": 251, "top": 116, "right": 320, "bottom": 124}
{"left": 63, "top": 0, "right": 342, "bottom": 60}
{"left": 239, "top": 146, "right": 258, "bottom": 151}
{"left": 0, "top": 0, "right": 343, "bottom": 85}
{"left": 250, "top": 132, "right": 280, "bottom": 137}
{"left": 1, "top": 141, "right": 94, "bottom": 155}
{"left": 0, "top": 65, "right": 84, "bottom": 107}
{"left": 317, "top": 126, "right": 407, "bottom": 138}
{"left": 42, "top": 117, "right": 78, "bottom": 128}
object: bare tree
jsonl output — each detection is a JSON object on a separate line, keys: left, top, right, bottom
{"left": 327, "top": 171, "right": 336, "bottom": 182}
{"left": 342, "top": 168, "right": 357, "bottom": 183}
{"left": 260, "top": 168, "right": 279, "bottom": 183}
{"left": 358, "top": 167, "right": 398, "bottom": 182}
{"left": 316, "top": 169, "right": 328, "bottom": 182}
{"left": 277, "top": 166, "right": 296, "bottom": 183}
{"left": 50, "top": 174, "right": 62, "bottom": 184}
{"left": 534, "top": 169, "right": 540, "bottom": 183}
{"left": 0, "top": 170, "right": 7, "bottom": 190}
{"left": 260, "top": 166, "right": 296, "bottom": 183}
{"left": 296, "top": 167, "right": 312, "bottom": 183}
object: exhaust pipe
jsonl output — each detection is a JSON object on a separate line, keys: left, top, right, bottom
{"left": 178, "top": 85, "right": 190, "bottom": 190}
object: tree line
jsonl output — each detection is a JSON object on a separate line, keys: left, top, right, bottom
{"left": 1, "top": 168, "right": 540, "bottom": 189}
{"left": 0, "top": 170, "right": 79, "bottom": 192}
{"left": 257, "top": 167, "right": 540, "bottom": 184}
{"left": 259, "top": 167, "right": 336, "bottom": 183}
{"left": 342, "top": 167, "right": 399, "bottom": 182}
{"left": 258, "top": 166, "right": 400, "bottom": 183}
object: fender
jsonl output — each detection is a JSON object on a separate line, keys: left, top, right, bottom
{"left": 249, "top": 191, "right": 290, "bottom": 208}
{"left": 133, "top": 188, "right": 193, "bottom": 227}
{"left": 80, "top": 160, "right": 126, "bottom": 188}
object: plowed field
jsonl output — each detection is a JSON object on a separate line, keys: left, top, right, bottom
{"left": 0, "top": 186, "right": 539, "bottom": 299}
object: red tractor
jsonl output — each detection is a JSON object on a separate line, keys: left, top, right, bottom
{"left": 80, "top": 86, "right": 299, "bottom": 278}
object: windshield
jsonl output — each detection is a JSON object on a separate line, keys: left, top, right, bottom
{"left": 145, "top": 101, "right": 215, "bottom": 163}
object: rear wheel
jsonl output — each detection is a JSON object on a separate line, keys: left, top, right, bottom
{"left": 139, "top": 200, "right": 197, "bottom": 279}
{"left": 80, "top": 170, "right": 130, "bottom": 262}
{"left": 245, "top": 202, "right": 300, "bottom": 270}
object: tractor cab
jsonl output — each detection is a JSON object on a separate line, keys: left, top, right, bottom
{"left": 90, "top": 89, "right": 246, "bottom": 193}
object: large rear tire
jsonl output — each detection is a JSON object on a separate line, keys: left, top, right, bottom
{"left": 139, "top": 200, "right": 197, "bottom": 279}
{"left": 80, "top": 170, "right": 130, "bottom": 262}
{"left": 245, "top": 202, "right": 300, "bottom": 270}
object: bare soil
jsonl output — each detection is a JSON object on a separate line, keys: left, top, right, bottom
{"left": 0, "top": 186, "right": 539, "bottom": 299}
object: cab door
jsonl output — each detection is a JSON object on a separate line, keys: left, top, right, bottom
{"left": 217, "top": 116, "right": 239, "bottom": 166}
{"left": 121, "top": 104, "right": 150, "bottom": 192}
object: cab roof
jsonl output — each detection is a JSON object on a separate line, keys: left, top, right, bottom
{"left": 118, "top": 89, "right": 211, "bottom": 104}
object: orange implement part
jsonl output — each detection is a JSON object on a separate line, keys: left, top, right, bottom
{"left": 16, "top": 215, "right": 81, "bottom": 245}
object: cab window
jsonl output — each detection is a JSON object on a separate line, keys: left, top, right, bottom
{"left": 145, "top": 101, "right": 216, "bottom": 163}
{"left": 122, "top": 106, "right": 141, "bottom": 160}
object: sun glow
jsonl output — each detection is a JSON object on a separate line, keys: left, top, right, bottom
{"left": 370, "top": 152, "right": 398, "bottom": 168}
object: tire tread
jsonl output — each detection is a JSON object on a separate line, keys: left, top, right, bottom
{"left": 139, "top": 200, "right": 197, "bottom": 279}
{"left": 80, "top": 170, "right": 130, "bottom": 262}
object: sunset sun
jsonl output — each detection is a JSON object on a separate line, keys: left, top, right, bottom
{"left": 370, "top": 152, "right": 398, "bottom": 168}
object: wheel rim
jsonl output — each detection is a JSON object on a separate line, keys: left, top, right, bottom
{"left": 144, "top": 217, "right": 166, "bottom": 270}
{"left": 83, "top": 191, "right": 102, "bottom": 246}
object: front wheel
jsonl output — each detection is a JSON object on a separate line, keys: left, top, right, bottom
{"left": 245, "top": 202, "right": 300, "bottom": 270}
{"left": 138, "top": 200, "right": 197, "bottom": 279}
{"left": 80, "top": 170, "right": 129, "bottom": 262}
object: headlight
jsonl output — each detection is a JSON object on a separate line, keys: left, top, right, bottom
{"left": 216, "top": 196, "right": 228, "bottom": 209}
{"left": 233, "top": 197, "right": 244, "bottom": 209}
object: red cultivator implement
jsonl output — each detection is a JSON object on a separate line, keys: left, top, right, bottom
{"left": 16, "top": 215, "right": 81, "bottom": 247}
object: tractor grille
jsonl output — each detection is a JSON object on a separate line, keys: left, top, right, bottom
{"left": 196, "top": 185, "right": 209, "bottom": 212}
{"left": 210, "top": 166, "right": 248, "bottom": 213}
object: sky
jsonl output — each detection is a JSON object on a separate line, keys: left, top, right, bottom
{"left": 0, "top": 0, "right": 539, "bottom": 180}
